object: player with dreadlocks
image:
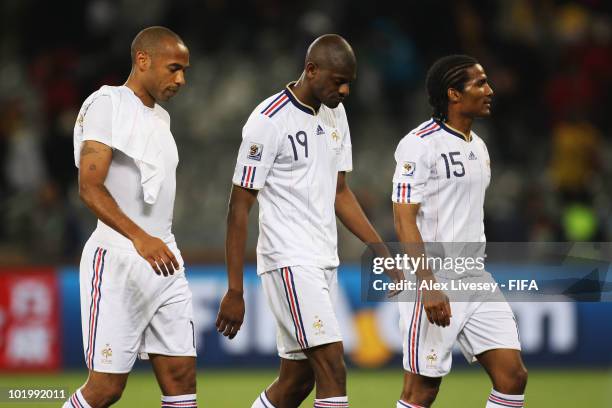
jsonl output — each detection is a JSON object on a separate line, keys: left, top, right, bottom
{"left": 390, "top": 55, "right": 527, "bottom": 407}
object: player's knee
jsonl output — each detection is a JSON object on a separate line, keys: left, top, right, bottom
{"left": 317, "top": 356, "right": 346, "bottom": 388}
{"left": 83, "top": 373, "right": 128, "bottom": 407}
{"left": 91, "top": 383, "right": 125, "bottom": 406}
{"left": 280, "top": 374, "right": 315, "bottom": 400}
{"left": 493, "top": 366, "right": 528, "bottom": 394}
{"left": 512, "top": 366, "right": 528, "bottom": 392}
{"left": 297, "top": 373, "right": 316, "bottom": 398}
{"left": 402, "top": 384, "right": 439, "bottom": 406}
{"left": 164, "top": 363, "right": 197, "bottom": 394}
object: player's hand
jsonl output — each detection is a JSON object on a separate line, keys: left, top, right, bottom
{"left": 421, "top": 282, "right": 452, "bottom": 327}
{"left": 132, "top": 232, "right": 180, "bottom": 277}
{"left": 216, "top": 289, "right": 245, "bottom": 339}
{"left": 386, "top": 268, "right": 405, "bottom": 298}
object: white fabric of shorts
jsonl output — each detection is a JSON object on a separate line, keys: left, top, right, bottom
{"left": 399, "top": 272, "right": 521, "bottom": 377}
{"left": 260, "top": 265, "right": 343, "bottom": 360}
{"left": 79, "top": 237, "right": 196, "bottom": 373}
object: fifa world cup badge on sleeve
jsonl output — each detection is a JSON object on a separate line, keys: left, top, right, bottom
{"left": 247, "top": 142, "right": 263, "bottom": 161}
{"left": 402, "top": 161, "right": 416, "bottom": 176}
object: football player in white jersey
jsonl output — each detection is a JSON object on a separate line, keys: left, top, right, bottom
{"left": 64, "top": 27, "right": 197, "bottom": 408}
{"left": 217, "top": 34, "right": 392, "bottom": 408}
{"left": 392, "top": 55, "right": 527, "bottom": 408}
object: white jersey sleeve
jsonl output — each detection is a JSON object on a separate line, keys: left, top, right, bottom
{"left": 336, "top": 104, "right": 352, "bottom": 172}
{"left": 232, "top": 113, "right": 281, "bottom": 190}
{"left": 391, "top": 136, "right": 432, "bottom": 204}
{"left": 82, "top": 95, "right": 112, "bottom": 146}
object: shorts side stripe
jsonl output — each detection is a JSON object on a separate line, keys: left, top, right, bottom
{"left": 406, "top": 285, "right": 418, "bottom": 372}
{"left": 284, "top": 268, "right": 308, "bottom": 348}
{"left": 91, "top": 249, "right": 107, "bottom": 369}
{"left": 87, "top": 248, "right": 107, "bottom": 369}
{"left": 85, "top": 247, "right": 100, "bottom": 367}
{"left": 281, "top": 268, "right": 305, "bottom": 349}
{"left": 288, "top": 267, "right": 308, "bottom": 348}
{"left": 86, "top": 247, "right": 102, "bottom": 369}
{"left": 409, "top": 288, "right": 422, "bottom": 373}
{"left": 415, "top": 292, "right": 423, "bottom": 373}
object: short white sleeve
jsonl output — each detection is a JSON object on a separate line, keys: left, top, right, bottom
{"left": 82, "top": 95, "right": 112, "bottom": 146}
{"left": 391, "top": 136, "right": 432, "bottom": 204}
{"left": 232, "top": 114, "right": 281, "bottom": 190}
{"left": 336, "top": 104, "right": 352, "bottom": 172}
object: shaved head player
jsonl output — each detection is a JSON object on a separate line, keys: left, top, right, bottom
{"left": 65, "top": 27, "right": 197, "bottom": 408}
{"left": 216, "top": 34, "right": 391, "bottom": 408}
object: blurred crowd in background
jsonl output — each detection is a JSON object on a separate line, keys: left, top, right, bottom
{"left": 0, "top": 0, "right": 611, "bottom": 264}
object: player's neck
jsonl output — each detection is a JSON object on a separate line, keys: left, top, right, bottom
{"left": 291, "top": 76, "right": 321, "bottom": 112}
{"left": 445, "top": 112, "right": 473, "bottom": 140}
{"left": 124, "top": 75, "right": 155, "bottom": 108}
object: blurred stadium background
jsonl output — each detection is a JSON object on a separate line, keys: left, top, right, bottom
{"left": 1, "top": 0, "right": 611, "bottom": 406}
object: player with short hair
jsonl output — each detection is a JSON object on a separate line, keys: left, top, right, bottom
{"left": 392, "top": 55, "right": 527, "bottom": 408}
{"left": 64, "top": 26, "right": 197, "bottom": 408}
{"left": 216, "top": 34, "right": 392, "bottom": 408}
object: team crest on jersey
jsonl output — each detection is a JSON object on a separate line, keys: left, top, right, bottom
{"left": 247, "top": 142, "right": 263, "bottom": 161}
{"left": 316, "top": 125, "right": 325, "bottom": 135}
{"left": 331, "top": 130, "right": 339, "bottom": 141}
{"left": 402, "top": 161, "right": 416, "bottom": 176}
{"left": 313, "top": 316, "right": 325, "bottom": 335}
{"left": 468, "top": 151, "right": 477, "bottom": 160}
{"left": 101, "top": 344, "right": 113, "bottom": 365}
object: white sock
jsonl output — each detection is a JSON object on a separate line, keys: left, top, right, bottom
{"left": 251, "top": 390, "right": 276, "bottom": 408}
{"left": 397, "top": 399, "right": 426, "bottom": 408}
{"left": 486, "top": 389, "right": 524, "bottom": 407}
{"left": 314, "top": 396, "right": 349, "bottom": 407}
{"left": 63, "top": 388, "right": 92, "bottom": 408}
{"left": 161, "top": 393, "right": 197, "bottom": 407}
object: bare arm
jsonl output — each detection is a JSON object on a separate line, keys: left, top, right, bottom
{"left": 393, "top": 202, "right": 451, "bottom": 326}
{"left": 335, "top": 172, "right": 383, "bottom": 244}
{"left": 78, "top": 140, "right": 178, "bottom": 275}
{"left": 216, "top": 185, "right": 258, "bottom": 339}
{"left": 335, "top": 172, "right": 403, "bottom": 295}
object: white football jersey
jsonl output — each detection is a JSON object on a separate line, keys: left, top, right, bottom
{"left": 392, "top": 119, "right": 491, "bottom": 244}
{"left": 76, "top": 88, "right": 178, "bottom": 249}
{"left": 232, "top": 83, "right": 352, "bottom": 274}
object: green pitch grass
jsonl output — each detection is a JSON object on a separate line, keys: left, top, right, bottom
{"left": 1, "top": 368, "right": 610, "bottom": 407}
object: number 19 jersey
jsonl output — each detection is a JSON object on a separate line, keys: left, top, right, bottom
{"left": 232, "top": 83, "right": 353, "bottom": 274}
{"left": 391, "top": 119, "right": 491, "bottom": 243}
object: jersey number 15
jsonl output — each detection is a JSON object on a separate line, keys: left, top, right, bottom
{"left": 441, "top": 152, "right": 465, "bottom": 178}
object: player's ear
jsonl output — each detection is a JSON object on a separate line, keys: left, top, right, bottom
{"left": 135, "top": 50, "right": 151, "bottom": 72}
{"left": 447, "top": 87, "right": 462, "bottom": 103}
{"left": 305, "top": 62, "right": 318, "bottom": 80}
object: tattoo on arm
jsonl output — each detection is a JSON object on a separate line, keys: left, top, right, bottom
{"left": 81, "top": 146, "right": 99, "bottom": 156}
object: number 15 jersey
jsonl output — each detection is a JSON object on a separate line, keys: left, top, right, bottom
{"left": 232, "top": 83, "right": 352, "bottom": 274}
{"left": 391, "top": 119, "right": 491, "bottom": 243}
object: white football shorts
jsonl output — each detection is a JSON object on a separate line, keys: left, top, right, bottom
{"left": 260, "top": 265, "right": 343, "bottom": 360}
{"left": 399, "top": 272, "right": 521, "bottom": 377}
{"left": 79, "top": 237, "right": 197, "bottom": 373}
